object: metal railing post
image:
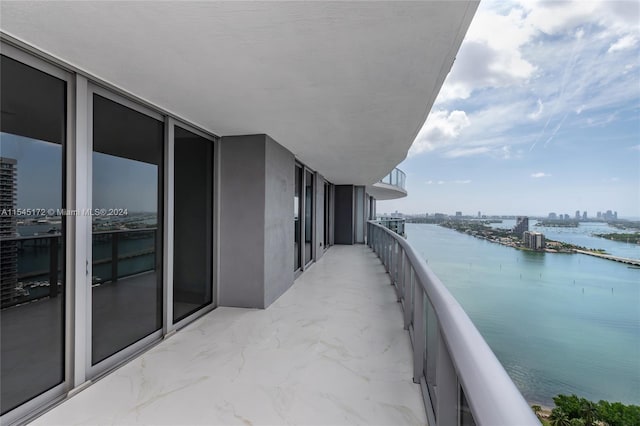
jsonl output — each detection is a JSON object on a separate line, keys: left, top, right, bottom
{"left": 404, "top": 266, "right": 413, "bottom": 330}
{"left": 397, "top": 248, "right": 404, "bottom": 302}
{"left": 413, "top": 279, "right": 425, "bottom": 383}
{"left": 48, "top": 236, "right": 59, "bottom": 298}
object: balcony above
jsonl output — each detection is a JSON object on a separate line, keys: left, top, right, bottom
{"left": 367, "top": 168, "right": 408, "bottom": 200}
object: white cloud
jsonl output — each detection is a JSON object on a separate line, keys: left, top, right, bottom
{"left": 531, "top": 172, "right": 551, "bottom": 178}
{"left": 426, "top": 179, "right": 472, "bottom": 185}
{"left": 609, "top": 35, "right": 638, "bottom": 53}
{"left": 412, "top": 0, "right": 640, "bottom": 160}
{"left": 437, "top": 6, "right": 536, "bottom": 103}
{"left": 443, "top": 146, "right": 491, "bottom": 158}
{"left": 528, "top": 99, "right": 544, "bottom": 119}
{"left": 408, "top": 110, "right": 470, "bottom": 156}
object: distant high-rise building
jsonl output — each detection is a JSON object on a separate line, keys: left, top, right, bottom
{"left": 523, "top": 231, "right": 545, "bottom": 250}
{"left": 0, "top": 157, "right": 18, "bottom": 308}
{"left": 478, "top": 211, "right": 481, "bottom": 218}
{"left": 455, "top": 211, "right": 462, "bottom": 217}
{"left": 582, "top": 211, "right": 587, "bottom": 220}
{"left": 563, "top": 214, "right": 570, "bottom": 220}
{"left": 513, "top": 216, "right": 529, "bottom": 238}
{"left": 614, "top": 211, "right": 618, "bottom": 220}
{"left": 575, "top": 210, "right": 580, "bottom": 220}
{"left": 597, "top": 211, "right": 602, "bottom": 219}
{"left": 548, "top": 212, "right": 557, "bottom": 219}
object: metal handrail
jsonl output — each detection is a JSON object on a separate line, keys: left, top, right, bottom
{"left": 368, "top": 220, "right": 538, "bottom": 426}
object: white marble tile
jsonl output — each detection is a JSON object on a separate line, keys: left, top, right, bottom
{"left": 31, "top": 245, "right": 426, "bottom": 426}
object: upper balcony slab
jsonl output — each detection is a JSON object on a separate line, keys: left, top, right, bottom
{"left": 1, "top": 1, "right": 477, "bottom": 185}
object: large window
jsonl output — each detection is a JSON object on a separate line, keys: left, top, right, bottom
{"left": 173, "top": 126, "right": 214, "bottom": 323}
{"left": 91, "top": 93, "right": 163, "bottom": 365}
{"left": 0, "top": 54, "right": 66, "bottom": 415}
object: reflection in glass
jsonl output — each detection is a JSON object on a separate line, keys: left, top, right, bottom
{"left": 0, "top": 55, "right": 65, "bottom": 414}
{"left": 304, "top": 170, "right": 313, "bottom": 265}
{"left": 355, "top": 186, "right": 364, "bottom": 243}
{"left": 91, "top": 94, "right": 163, "bottom": 365}
{"left": 173, "top": 126, "right": 213, "bottom": 322}
{"left": 294, "top": 166, "right": 302, "bottom": 270}
{"left": 324, "top": 181, "right": 331, "bottom": 249}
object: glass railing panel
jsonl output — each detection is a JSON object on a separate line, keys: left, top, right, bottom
{"left": 92, "top": 232, "right": 113, "bottom": 284}
{"left": 91, "top": 229, "right": 156, "bottom": 285}
{"left": 460, "top": 386, "right": 476, "bottom": 426}
{"left": 377, "top": 167, "right": 406, "bottom": 190}
{"left": 2, "top": 235, "right": 63, "bottom": 308}
{"left": 425, "top": 296, "right": 439, "bottom": 417}
{"left": 367, "top": 220, "right": 538, "bottom": 426}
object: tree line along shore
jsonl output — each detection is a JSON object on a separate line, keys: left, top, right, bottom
{"left": 531, "top": 394, "right": 639, "bottom": 426}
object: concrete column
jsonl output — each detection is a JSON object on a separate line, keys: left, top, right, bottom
{"left": 219, "top": 134, "right": 294, "bottom": 308}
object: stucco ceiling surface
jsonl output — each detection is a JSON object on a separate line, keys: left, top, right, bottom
{"left": 1, "top": 1, "right": 477, "bottom": 184}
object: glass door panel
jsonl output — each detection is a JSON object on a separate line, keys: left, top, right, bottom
{"left": 0, "top": 54, "right": 66, "bottom": 415}
{"left": 294, "top": 165, "right": 302, "bottom": 270}
{"left": 324, "top": 181, "right": 331, "bottom": 249}
{"left": 304, "top": 170, "right": 313, "bottom": 265}
{"left": 173, "top": 126, "right": 213, "bottom": 322}
{"left": 91, "top": 93, "right": 163, "bottom": 365}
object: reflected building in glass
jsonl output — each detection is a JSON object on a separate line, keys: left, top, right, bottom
{"left": 0, "top": 157, "right": 18, "bottom": 307}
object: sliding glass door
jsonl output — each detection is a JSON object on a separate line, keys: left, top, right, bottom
{"left": 294, "top": 165, "right": 302, "bottom": 271}
{"left": 90, "top": 90, "right": 163, "bottom": 367}
{"left": 304, "top": 170, "right": 314, "bottom": 265}
{"left": 173, "top": 125, "right": 214, "bottom": 323}
{"left": 0, "top": 53, "right": 68, "bottom": 415}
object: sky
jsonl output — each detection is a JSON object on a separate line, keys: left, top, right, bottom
{"left": 378, "top": 0, "right": 640, "bottom": 219}
{"left": 1, "top": 133, "right": 157, "bottom": 213}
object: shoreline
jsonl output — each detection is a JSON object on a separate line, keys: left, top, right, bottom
{"left": 434, "top": 222, "right": 640, "bottom": 266}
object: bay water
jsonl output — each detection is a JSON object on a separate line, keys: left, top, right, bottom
{"left": 406, "top": 223, "right": 640, "bottom": 406}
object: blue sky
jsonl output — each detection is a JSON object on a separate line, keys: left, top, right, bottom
{"left": 378, "top": 0, "right": 640, "bottom": 219}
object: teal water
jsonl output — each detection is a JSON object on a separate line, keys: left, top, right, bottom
{"left": 406, "top": 223, "right": 640, "bottom": 406}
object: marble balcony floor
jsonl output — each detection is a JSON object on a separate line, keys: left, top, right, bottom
{"left": 32, "top": 245, "right": 426, "bottom": 425}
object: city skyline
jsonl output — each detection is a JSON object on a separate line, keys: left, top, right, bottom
{"left": 379, "top": 0, "right": 640, "bottom": 218}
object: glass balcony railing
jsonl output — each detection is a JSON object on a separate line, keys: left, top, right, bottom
{"left": 0, "top": 228, "right": 157, "bottom": 309}
{"left": 378, "top": 216, "right": 406, "bottom": 237}
{"left": 367, "top": 220, "right": 539, "bottom": 426}
{"left": 378, "top": 167, "right": 406, "bottom": 190}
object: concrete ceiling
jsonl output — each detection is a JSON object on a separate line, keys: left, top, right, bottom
{"left": 0, "top": 1, "right": 477, "bottom": 185}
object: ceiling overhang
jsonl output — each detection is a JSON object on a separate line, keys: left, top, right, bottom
{"left": 0, "top": 1, "right": 478, "bottom": 185}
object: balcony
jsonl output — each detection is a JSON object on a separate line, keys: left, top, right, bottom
{"left": 367, "top": 168, "right": 408, "bottom": 200}
{"left": 31, "top": 245, "right": 427, "bottom": 425}
{"left": 27, "top": 225, "right": 537, "bottom": 426}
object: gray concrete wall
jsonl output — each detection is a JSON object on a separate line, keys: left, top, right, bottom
{"left": 219, "top": 134, "right": 295, "bottom": 309}
{"left": 315, "top": 173, "right": 325, "bottom": 261}
{"left": 263, "top": 137, "right": 295, "bottom": 307}
{"left": 219, "top": 134, "right": 266, "bottom": 308}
